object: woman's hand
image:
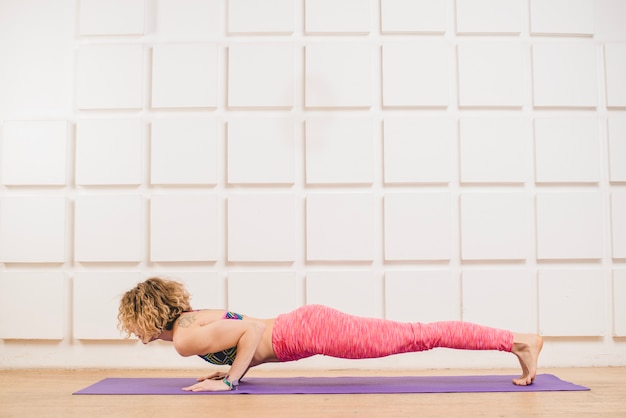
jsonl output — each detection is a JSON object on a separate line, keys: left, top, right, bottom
{"left": 182, "top": 378, "right": 232, "bottom": 392}
{"left": 195, "top": 371, "right": 228, "bottom": 382}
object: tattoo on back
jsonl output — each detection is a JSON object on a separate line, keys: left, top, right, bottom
{"left": 178, "top": 314, "right": 197, "bottom": 328}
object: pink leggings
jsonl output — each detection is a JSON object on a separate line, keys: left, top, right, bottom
{"left": 271, "top": 305, "right": 513, "bottom": 362}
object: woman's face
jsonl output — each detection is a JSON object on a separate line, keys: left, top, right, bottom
{"left": 133, "top": 329, "right": 158, "bottom": 344}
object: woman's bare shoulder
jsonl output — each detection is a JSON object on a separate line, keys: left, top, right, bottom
{"left": 176, "top": 309, "right": 225, "bottom": 328}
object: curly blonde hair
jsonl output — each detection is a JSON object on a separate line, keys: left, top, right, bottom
{"left": 118, "top": 277, "right": 191, "bottom": 340}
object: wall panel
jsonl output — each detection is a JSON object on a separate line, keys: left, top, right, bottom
{"left": 0, "top": 0, "right": 625, "bottom": 369}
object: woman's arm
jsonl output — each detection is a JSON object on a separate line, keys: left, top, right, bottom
{"left": 175, "top": 319, "right": 266, "bottom": 392}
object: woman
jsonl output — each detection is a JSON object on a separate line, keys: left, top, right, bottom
{"left": 118, "top": 277, "right": 543, "bottom": 392}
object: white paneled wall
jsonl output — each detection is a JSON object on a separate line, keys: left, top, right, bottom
{"left": 0, "top": 0, "right": 625, "bottom": 370}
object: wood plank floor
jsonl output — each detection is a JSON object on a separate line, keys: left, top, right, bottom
{"left": 1, "top": 367, "right": 624, "bottom": 418}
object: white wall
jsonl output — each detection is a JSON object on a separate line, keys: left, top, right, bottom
{"left": 0, "top": 0, "right": 625, "bottom": 370}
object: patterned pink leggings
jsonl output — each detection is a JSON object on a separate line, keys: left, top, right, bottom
{"left": 271, "top": 305, "right": 513, "bottom": 362}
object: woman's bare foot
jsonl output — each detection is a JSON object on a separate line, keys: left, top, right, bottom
{"left": 511, "top": 333, "right": 543, "bottom": 386}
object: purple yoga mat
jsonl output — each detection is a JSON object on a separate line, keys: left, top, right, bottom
{"left": 73, "top": 374, "right": 589, "bottom": 395}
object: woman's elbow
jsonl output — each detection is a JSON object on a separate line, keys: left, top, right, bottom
{"left": 254, "top": 321, "right": 266, "bottom": 335}
{"left": 248, "top": 321, "right": 266, "bottom": 339}
{"left": 173, "top": 340, "right": 196, "bottom": 357}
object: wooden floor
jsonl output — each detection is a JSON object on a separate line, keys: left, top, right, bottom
{"left": 1, "top": 367, "right": 624, "bottom": 417}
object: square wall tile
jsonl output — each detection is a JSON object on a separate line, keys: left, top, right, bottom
{"left": 385, "top": 271, "right": 460, "bottom": 322}
{"left": 305, "top": 117, "right": 375, "bottom": 185}
{"left": 530, "top": 0, "right": 594, "bottom": 35}
{"left": 534, "top": 117, "right": 600, "bottom": 183}
{"left": 462, "top": 270, "right": 536, "bottom": 332}
{"left": 383, "top": 117, "right": 455, "bottom": 184}
{"left": 538, "top": 269, "right": 605, "bottom": 336}
{"left": 306, "top": 193, "right": 375, "bottom": 261}
{"left": 611, "top": 192, "right": 626, "bottom": 259}
{"left": 382, "top": 41, "right": 450, "bottom": 107}
{"left": 227, "top": 194, "right": 296, "bottom": 262}
{"left": 0, "top": 272, "right": 65, "bottom": 339}
{"left": 614, "top": 270, "right": 626, "bottom": 336}
{"left": 0, "top": 196, "right": 65, "bottom": 262}
{"left": 227, "top": 117, "right": 295, "bottom": 185}
{"left": 228, "top": 272, "right": 302, "bottom": 317}
{"left": 76, "top": 44, "right": 143, "bottom": 109}
{"left": 228, "top": 44, "right": 294, "bottom": 108}
{"left": 151, "top": 118, "right": 217, "bottom": 185}
{"left": 456, "top": 0, "right": 522, "bottom": 34}
{"left": 458, "top": 41, "right": 525, "bottom": 107}
{"left": 79, "top": 0, "right": 145, "bottom": 35}
{"left": 381, "top": 0, "right": 447, "bottom": 33}
{"left": 152, "top": 44, "right": 218, "bottom": 108}
{"left": 605, "top": 43, "right": 626, "bottom": 107}
{"left": 76, "top": 119, "right": 142, "bottom": 185}
{"left": 307, "top": 271, "right": 383, "bottom": 318}
{"left": 461, "top": 193, "right": 530, "bottom": 260}
{"left": 150, "top": 194, "right": 218, "bottom": 262}
{"left": 536, "top": 192, "right": 603, "bottom": 260}
{"left": 228, "top": 0, "right": 294, "bottom": 34}
{"left": 305, "top": 43, "right": 372, "bottom": 108}
{"left": 460, "top": 117, "right": 531, "bottom": 183}
{"left": 1, "top": 120, "right": 67, "bottom": 186}
{"left": 75, "top": 195, "right": 142, "bottom": 262}
{"left": 384, "top": 192, "right": 452, "bottom": 261}
{"left": 594, "top": 0, "right": 626, "bottom": 40}
{"left": 305, "top": 0, "right": 370, "bottom": 34}
{"left": 155, "top": 0, "right": 219, "bottom": 38}
{"left": 73, "top": 272, "right": 141, "bottom": 339}
{"left": 608, "top": 117, "right": 626, "bottom": 182}
{"left": 532, "top": 42, "right": 597, "bottom": 108}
